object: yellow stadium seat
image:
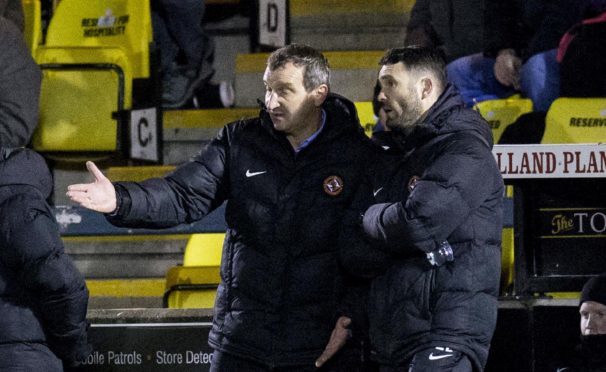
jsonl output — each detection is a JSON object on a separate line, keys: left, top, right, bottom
{"left": 354, "top": 101, "right": 377, "bottom": 138}
{"left": 43, "top": 0, "right": 152, "bottom": 79}
{"left": 501, "top": 227, "right": 514, "bottom": 294}
{"left": 163, "top": 233, "right": 224, "bottom": 308}
{"left": 183, "top": 233, "right": 224, "bottom": 267}
{"left": 500, "top": 185, "right": 515, "bottom": 295}
{"left": 22, "top": 0, "right": 42, "bottom": 56}
{"left": 474, "top": 96, "right": 533, "bottom": 143}
{"left": 163, "top": 266, "right": 221, "bottom": 308}
{"left": 32, "top": 0, "right": 153, "bottom": 154}
{"left": 542, "top": 97, "right": 606, "bottom": 144}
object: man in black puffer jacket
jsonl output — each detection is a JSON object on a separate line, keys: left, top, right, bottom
{"left": 0, "top": 148, "right": 91, "bottom": 371}
{"left": 67, "top": 44, "right": 377, "bottom": 371}
{"left": 341, "top": 47, "right": 504, "bottom": 372}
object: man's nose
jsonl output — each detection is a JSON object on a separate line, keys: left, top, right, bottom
{"left": 378, "top": 90, "right": 387, "bottom": 102}
{"left": 266, "top": 92, "right": 279, "bottom": 110}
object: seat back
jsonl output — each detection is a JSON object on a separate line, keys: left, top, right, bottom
{"left": 183, "top": 233, "right": 225, "bottom": 267}
{"left": 21, "top": 0, "right": 42, "bottom": 56}
{"left": 354, "top": 101, "right": 377, "bottom": 137}
{"left": 542, "top": 97, "right": 606, "bottom": 143}
{"left": 474, "top": 97, "right": 533, "bottom": 143}
{"left": 33, "top": 47, "right": 131, "bottom": 152}
{"left": 163, "top": 266, "right": 221, "bottom": 309}
{"left": 44, "top": 0, "right": 152, "bottom": 79}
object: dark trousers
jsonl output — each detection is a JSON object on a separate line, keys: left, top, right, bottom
{"left": 210, "top": 346, "right": 369, "bottom": 372}
{"left": 379, "top": 347, "right": 472, "bottom": 372}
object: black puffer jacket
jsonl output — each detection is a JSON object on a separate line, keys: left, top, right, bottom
{"left": 0, "top": 148, "right": 91, "bottom": 369}
{"left": 484, "top": 0, "right": 586, "bottom": 60}
{"left": 108, "top": 94, "right": 375, "bottom": 366}
{"left": 555, "top": 335, "right": 606, "bottom": 372}
{"left": 405, "top": 0, "right": 485, "bottom": 63}
{"left": 0, "top": 16, "right": 41, "bottom": 147}
{"left": 343, "top": 85, "right": 503, "bottom": 371}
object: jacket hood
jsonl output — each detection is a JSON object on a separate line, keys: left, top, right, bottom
{"left": 258, "top": 93, "right": 366, "bottom": 143}
{"left": 407, "top": 83, "right": 494, "bottom": 148}
{"left": 0, "top": 148, "right": 53, "bottom": 198}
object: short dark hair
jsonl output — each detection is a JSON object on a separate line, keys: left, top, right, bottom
{"left": 379, "top": 46, "right": 447, "bottom": 87}
{"left": 267, "top": 44, "right": 331, "bottom": 91}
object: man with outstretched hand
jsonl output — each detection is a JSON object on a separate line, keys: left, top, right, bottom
{"left": 67, "top": 44, "right": 376, "bottom": 371}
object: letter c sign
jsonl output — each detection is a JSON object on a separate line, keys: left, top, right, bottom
{"left": 130, "top": 108, "right": 159, "bottom": 161}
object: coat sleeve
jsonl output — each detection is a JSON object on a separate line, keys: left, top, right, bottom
{"left": 338, "top": 173, "right": 393, "bottom": 279}
{"left": 362, "top": 135, "right": 499, "bottom": 254}
{"left": 404, "top": 0, "right": 439, "bottom": 48}
{"left": 483, "top": 0, "right": 522, "bottom": 57}
{"left": 0, "top": 17, "right": 42, "bottom": 147}
{"left": 1, "top": 194, "right": 91, "bottom": 364}
{"left": 108, "top": 125, "right": 231, "bottom": 228}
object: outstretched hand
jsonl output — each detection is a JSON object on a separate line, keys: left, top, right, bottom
{"left": 66, "top": 161, "right": 117, "bottom": 213}
{"left": 315, "top": 316, "right": 352, "bottom": 368}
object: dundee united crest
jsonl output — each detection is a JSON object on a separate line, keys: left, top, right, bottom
{"left": 323, "top": 175, "right": 344, "bottom": 196}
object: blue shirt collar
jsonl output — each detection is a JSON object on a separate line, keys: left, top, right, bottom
{"left": 296, "top": 109, "right": 326, "bottom": 153}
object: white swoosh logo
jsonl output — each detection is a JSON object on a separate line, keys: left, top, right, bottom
{"left": 373, "top": 187, "right": 383, "bottom": 197}
{"left": 428, "top": 353, "right": 454, "bottom": 361}
{"left": 246, "top": 170, "right": 267, "bottom": 178}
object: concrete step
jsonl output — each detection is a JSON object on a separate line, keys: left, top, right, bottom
{"left": 289, "top": 0, "right": 413, "bottom": 51}
{"left": 235, "top": 50, "right": 384, "bottom": 107}
{"left": 289, "top": 0, "right": 412, "bottom": 50}
{"left": 163, "top": 108, "right": 258, "bottom": 164}
{"left": 65, "top": 235, "right": 188, "bottom": 279}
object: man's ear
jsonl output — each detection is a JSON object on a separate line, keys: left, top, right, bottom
{"left": 420, "top": 77, "right": 433, "bottom": 100}
{"left": 312, "top": 84, "right": 329, "bottom": 106}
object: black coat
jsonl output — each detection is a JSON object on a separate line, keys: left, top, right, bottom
{"left": 109, "top": 94, "right": 376, "bottom": 366}
{"left": 0, "top": 148, "right": 91, "bottom": 369}
{"left": 484, "top": 0, "right": 586, "bottom": 60}
{"left": 405, "top": 0, "right": 485, "bottom": 63}
{"left": 0, "top": 17, "right": 41, "bottom": 147}
{"left": 555, "top": 335, "right": 606, "bottom": 372}
{"left": 342, "top": 85, "right": 503, "bottom": 371}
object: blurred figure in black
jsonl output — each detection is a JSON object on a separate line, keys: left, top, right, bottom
{"left": 0, "top": 148, "right": 91, "bottom": 371}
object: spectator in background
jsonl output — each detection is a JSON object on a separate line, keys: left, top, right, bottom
{"left": 0, "top": 0, "right": 24, "bottom": 31}
{"left": 448, "top": 0, "right": 587, "bottom": 111}
{"left": 0, "top": 16, "right": 41, "bottom": 147}
{"left": 498, "top": 0, "right": 606, "bottom": 144}
{"left": 554, "top": 273, "right": 606, "bottom": 372}
{"left": 0, "top": 148, "right": 91, "bottom": 371}
{"left": 557, "top": 0, "right": 606, "bottom": 97}
{"left": 67, "top": 44, "right": 377, "bottom": 372}
{"left": 404, "top": 0, "right": 485, "bottom": 86}
{"left": 153, "top": 0, "right": 233, "bottom": 109}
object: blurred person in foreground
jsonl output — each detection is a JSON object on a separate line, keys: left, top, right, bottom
{"left": 0, "top": 148, "right": 91, "bottom": 371}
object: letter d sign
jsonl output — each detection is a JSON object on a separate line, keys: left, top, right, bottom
{"left": 258, "top": 0, "right": 287, "bottom": 47}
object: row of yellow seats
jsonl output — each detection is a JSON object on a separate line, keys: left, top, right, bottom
{"left": 474, "top": 96, "right": 606, "bottom": 144}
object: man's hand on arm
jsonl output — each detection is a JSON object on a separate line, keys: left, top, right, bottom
{"left": 494, "top": 48, "right": 521, "bottom": 90}
{"left": 66, "top": 161, "right": 117, "bottom": 213}
{"left": 314, "top": 316, "right": 352, "bottom": 368}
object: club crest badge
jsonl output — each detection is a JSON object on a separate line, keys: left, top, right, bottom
{"left": 407, "top": 175, "right": 421, "bottom": 192}
{"left": 323, "top": 175, "right": 344, "bottom": 196}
